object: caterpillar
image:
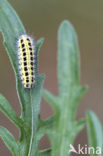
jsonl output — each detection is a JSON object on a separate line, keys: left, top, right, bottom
{"left": 17, "top": 34, "right": 35, "bottom": 88}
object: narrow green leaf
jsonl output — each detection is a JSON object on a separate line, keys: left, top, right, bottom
{"left": 46, "top": 20, "right": 88, "bottom": 156}
{"left": 86, "top": 110, "right": 103, "bottom": 156}
{"left": 58, "top": 20, "right": 80, "bottom": 96}
{"left": 35, "top": 38, "right": 44, "bottom": 75}
{"left": 74, "top": 85, "right": 88, "bottom": 104}
{"left": 75, "top": 118, "right": 86, "bottom": 134}
{"left": 38, "top": 116, "right": 55, "bottom": 138}
{"left": 35, "top": 38, "right": 44, "bottom": 56}
{"left": 39, "top": 148, "right": 51, "bottom": 156}
{"left": 0, "top": 94, "right": 23, "bottom": 128}
{"left": 43, "top": 89, "right": 59, "bottom": 114}
{"left": 0, "top": 126, "right": 19, "bottom": 156}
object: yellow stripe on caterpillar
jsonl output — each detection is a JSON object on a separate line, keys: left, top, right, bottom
{"left": 17, "top": 34, "right": 35, "bottom": 88}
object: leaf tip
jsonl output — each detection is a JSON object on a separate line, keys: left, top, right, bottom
{"left": 36, "top": 37, "right": 44, "bottom": 46}
{"left": 59, "top": 20, "right": 76, "bottom": 34}
{"left": 86, "top": 110, "right": 94, "bottom": 117}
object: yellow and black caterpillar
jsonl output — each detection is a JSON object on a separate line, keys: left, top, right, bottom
{"left": 17, "top": 34, "right": 35, "bottom": 88}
